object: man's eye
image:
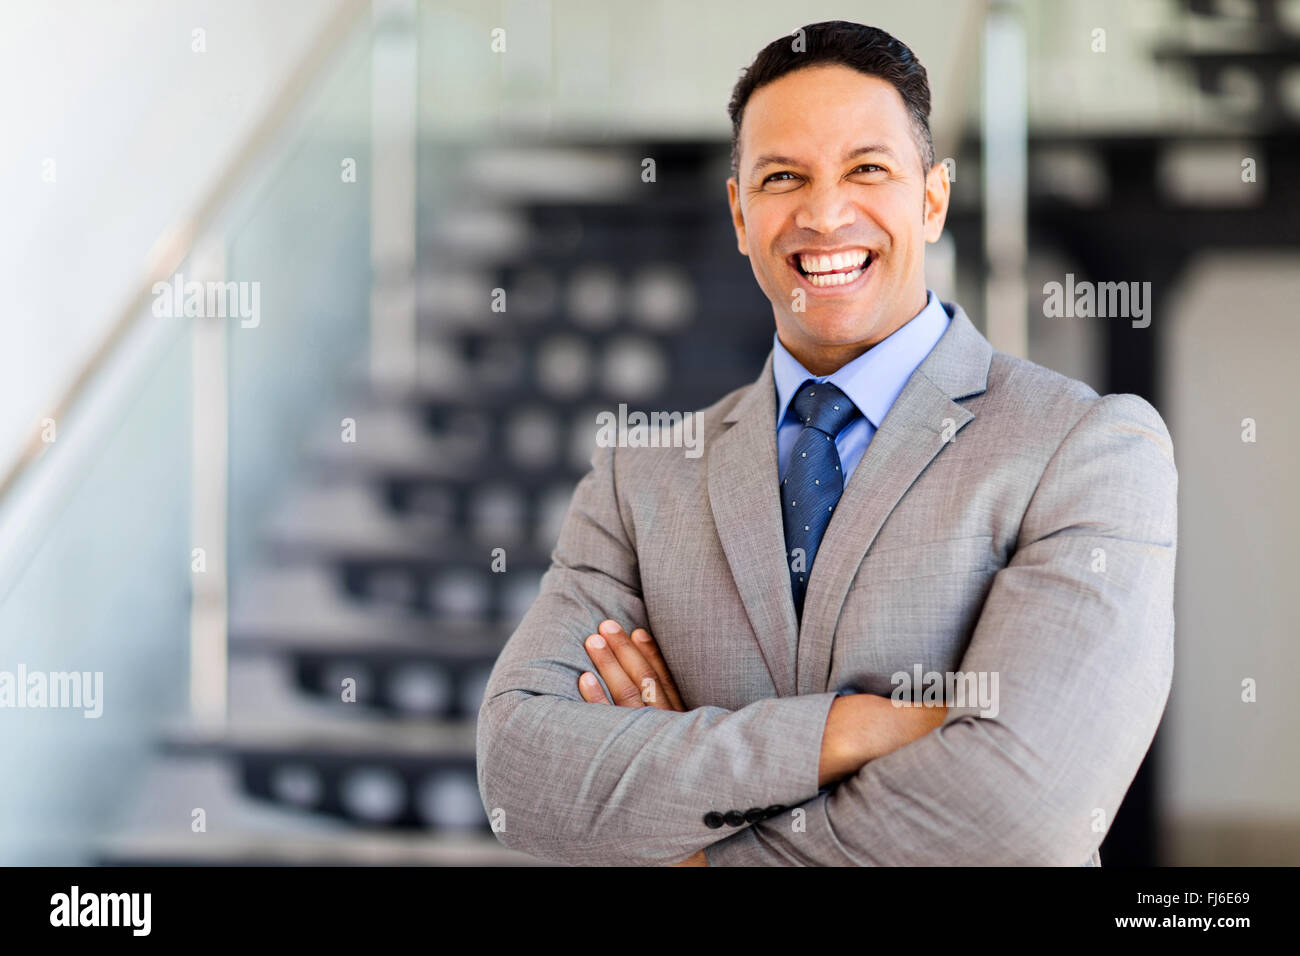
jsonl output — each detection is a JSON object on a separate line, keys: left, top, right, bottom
{"left": 763, "top": 171, "right": 797, "bottom": 184}
{"left": 855, "top": 164, "right": 885, "bottom": 173}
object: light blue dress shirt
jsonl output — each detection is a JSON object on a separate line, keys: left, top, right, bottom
{"left": 773, "top": 290, "right": 951, "bottom": 485}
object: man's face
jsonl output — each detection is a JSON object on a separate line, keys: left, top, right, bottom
{"left": 726, "top": 64, "right": 950, "bottom": 374}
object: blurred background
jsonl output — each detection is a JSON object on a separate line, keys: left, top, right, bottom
{"left": 0, "top": 0, "right": 1295, "bottom": 866}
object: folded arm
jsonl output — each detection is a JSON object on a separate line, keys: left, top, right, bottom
{"left": 702, "top": 393, "right": 1179, "bottom": 865}
{"left": 475, "top": 439, "right": 841, "bottom": 866}
{"left": 573, "top": 627, "right": 949, "bottom": 866}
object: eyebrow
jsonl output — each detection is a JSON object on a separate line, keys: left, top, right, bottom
{"left": 750, "top": 144, "right": 900, "bottom": 175}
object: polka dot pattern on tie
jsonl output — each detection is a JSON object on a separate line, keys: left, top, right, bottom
{"left": 779, "top": 379, "right": 862, "bottom": 622}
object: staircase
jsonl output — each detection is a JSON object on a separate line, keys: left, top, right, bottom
{"left": 95, "top": 139, "right": 773, "bottom": 865}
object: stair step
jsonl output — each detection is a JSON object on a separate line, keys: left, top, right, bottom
{"left": 160, "top": 714, "right": 476, "bottom": 759}
{"left": 230, "top": 621, "right": 506, "bottom": 720}
{"left": 95, "top": 829, "right": 532, "bottom": 866}
{"left": 229, "top": 566, "right": 501, "bottom": 642}
{"left": 158, "top": 711, "right": 485, "bottom": 831}
{"left": 231, "top": 613, "right": 511, "bottom": 654}
{"left": 262, "top": 481, "right": 554, "bottom": 566}
{"left": 372, "top": 379, "right": 743, "bottom": 416}
{"left": 98, "top": 750, "right": 528, "bottom": 865}
{"left": 304, "top": 424, "right": 589, "bottom": 484}
{"left": 96, "top": 749, "right": 525, "bottom": 863}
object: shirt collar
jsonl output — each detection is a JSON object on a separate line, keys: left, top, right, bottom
{"left": 773, "top": 290, "right": 951, "bottom": 430}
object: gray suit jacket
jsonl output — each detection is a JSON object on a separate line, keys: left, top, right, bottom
{"left": 475, "top": 299, "right": 1177, "bottom": 866}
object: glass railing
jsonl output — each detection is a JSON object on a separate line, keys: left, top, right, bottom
{"left": 0, "top": 9, "right": 371, "bottom": 865}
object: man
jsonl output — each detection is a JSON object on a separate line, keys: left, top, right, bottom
{"left": 475, "top": 20, "right": 1177, "bottom": 866}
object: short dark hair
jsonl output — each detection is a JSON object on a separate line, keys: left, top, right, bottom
{"left": 727, "top": 20, "right": 935, "bottom": 179}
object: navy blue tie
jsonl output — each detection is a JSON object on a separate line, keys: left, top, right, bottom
{"left": 780, "top": 380, "right": 862, "bottom": 621}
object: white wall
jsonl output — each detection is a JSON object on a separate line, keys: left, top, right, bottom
{"left": 1161, "top": 252, "right": 1300, "bottom": 855}
{"left": 417, "top": 0, "right": 984, "bottom": 143}
{"left": 0, "top": 0, "right": 346, "bottom": 477}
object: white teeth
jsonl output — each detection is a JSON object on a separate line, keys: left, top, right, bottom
{"left": 798, "top": 249, "right": 868, "bottom": 274}
{"left": 804, "top": 266, "right": 864, "bottom": 287}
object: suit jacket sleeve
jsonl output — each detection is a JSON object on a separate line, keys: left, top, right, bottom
{"left": 475, "top": 437, "right": 840, "bottom": 866}
{"left": 703, "top": 392, "right": 1178, "bottom": 865}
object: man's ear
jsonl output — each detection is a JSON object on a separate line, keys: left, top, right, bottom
{"left": 726, "top": 176, "right": 749, "bottom": 257}
{"left": 922, "top": 161, "right": 951, "bottom": 243}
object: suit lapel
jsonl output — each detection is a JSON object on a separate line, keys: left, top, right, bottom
{"left": 794, "top": 302, "right": 995, "bottom": 695}
{"left": 708, "top": 351, "right": 801, "bottom": 697}
{"left": 706, "top": 302, "right": 995, "bottom": 699}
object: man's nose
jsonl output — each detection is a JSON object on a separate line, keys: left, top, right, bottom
{"left": 794, "top": 184, "right": 856, "bottom": 235}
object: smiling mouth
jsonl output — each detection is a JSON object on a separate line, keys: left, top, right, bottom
{"left": 789, "top": 249, "right": 874, "bottom": 288}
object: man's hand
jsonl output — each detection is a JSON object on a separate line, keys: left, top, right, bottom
{"left": 670, "top": 849, "right": 708, "bottom": 866}
{"left": 818, "top": 694, "right": 949, "bottom": 787}
{"left": 578, "top": 622, "right": 704, "bottom": 865}
{"left": 573, "top": 621, "right": 947, "bottom": 861}
{"left": 578, "top": 620, "right": 686, "bottom": 712}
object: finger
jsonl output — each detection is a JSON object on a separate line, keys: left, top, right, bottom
{"left": 598, "top": 620, "right": 672, "bottom": 710}
{"left": 629, "top": 627, "right": 686, "bottom": 711}
{"left": 578, "top": 671, "right": 610, "bottom": 704}
{"left": 584, "top": 632, "right": 644, "bottom": 707}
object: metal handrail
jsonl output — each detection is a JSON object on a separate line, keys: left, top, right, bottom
{"left": 0, "top": 0, "right": 370, "bottom": 506}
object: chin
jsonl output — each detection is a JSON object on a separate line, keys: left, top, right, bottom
{"left": 794, "top": 310, "right": 882, "bottom": 347}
